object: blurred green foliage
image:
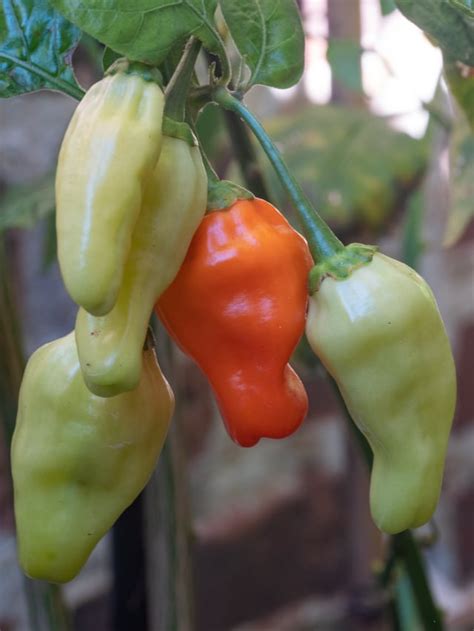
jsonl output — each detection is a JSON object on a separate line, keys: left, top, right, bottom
{"left": 444, "top": 55, "right": 474, "bottom": 129}
{"left": 326, "top": 39, "right": 364, "bottom": 94}
{"left": 261, "top": 105, "right": 428, "bottom": 234}
{"left": 0, "top": 174, "right": 55, "bottom": 231}
{"left": 445, "top": 112, "right": 474, "bottom": 245}
{"left": 0, "top": 174, "right": 57, "bottom": 270}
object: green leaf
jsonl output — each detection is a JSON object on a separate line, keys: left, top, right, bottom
{"left": 0, "top": 174, "right": 55, "bottom": 231}
{"left": 444, "top": 55, "right": 474, "bottom": 128}
{"left": 327, "top": 39, "right": 363, "bottom": 94}
{"left": 102, "top": 46, "right": 122, "bottom": 72}
{"left": 444, "top": 114, "right": 474, "bottom": 246}
{"left": 395, "top": 0, "right": 474, "bottom": 66}
{"left": 448, "top": 0, "right": 474, "bottom": 18}
{"left": 51, "top": 0, "right": 226, "bottom": 68}
{"left": 261, "top": 106, "right": 428, "bottom": 233}
{"left": 380, "top": 0, "right": 397, "bottom": 15}
{"left": 160, "top": 40, "right": 189, "bottom": 84}
{"left": 219, "top": 0, "right": 304, "bottom": 89}
{"left": 0, "top": 0, "right": 83, "bottom": 98}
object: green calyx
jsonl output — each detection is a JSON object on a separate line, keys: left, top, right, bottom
{"left": 106, "top": 58, "right": 163, "bottom": 86}
{"left": 207, "top": 180, "right": 254, "bottom": 212}
{"left": 308, "top": 243, "right": 378, "bottom": 294}
{"left": 162, "top": 117, "right": 197, "bottom": 146}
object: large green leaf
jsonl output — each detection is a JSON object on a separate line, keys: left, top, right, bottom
{"left": 219, "top": 0, "right": 304, "bottom": 89}
{"left": 0, "top": 0, "right": 83, "bottom": 98}
{"left": 261, "top": 106, "right": 428, "bottom": 233}
{"left": 0, "top": 174, "right": 55, "bottom": 231}
{"left": 51, "top": 0, "right": 225, "bottom": 68}
{"left": 396, "top": 0, "right": 474, "bottom": 66}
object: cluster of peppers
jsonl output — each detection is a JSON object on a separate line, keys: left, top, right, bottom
{"left": 11, "top": 59, "right": 456, "bottom": 584}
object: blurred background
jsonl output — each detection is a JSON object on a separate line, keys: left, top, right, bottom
{"left": 0, "top": 0, "right": 473, "bottom": 629}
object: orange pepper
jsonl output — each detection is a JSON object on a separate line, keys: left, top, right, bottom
{"left": 156, "top": 197, "right": 312, "bottom": 447}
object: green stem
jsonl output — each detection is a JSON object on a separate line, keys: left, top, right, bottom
{"left": 330, "top": 379, "right": 444, "bottom": 630}
{"left": 165, "top": 38, "right": 201, "bottom": 122}
{"left": 160, "top": 435, "right": 179, "bottom": 631}
{"left": 222, "top": 109, "right": 269, "bottom": 200}
{"left": 147, "top": 318, "right": 194, "bottom": 631}
{"left": 393, "top": 532, "right": 444, "bottom": 629}
{"left": 397, "top": 183, "right": 443, "bottom": 629}
{"left": 212, "top": 87, "right": 343, "bottom": 262}
{"left": 0, "top": 53, "right": 85, "bottom": 101}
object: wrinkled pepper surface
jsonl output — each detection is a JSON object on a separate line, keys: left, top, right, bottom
{"left": 305, "top": 248, "right": 456, "bottom": 534}
{"left": 56, "top": 59, "right": 164, "bottom": 316}
{"left": 12, "top": 331, "right": 174, "bottom": 583}
{"left": 156, "top": 197, "right": 312, "bottom": 447}
{"left": 75, "top": 130, "right": 207, "bottom": 397}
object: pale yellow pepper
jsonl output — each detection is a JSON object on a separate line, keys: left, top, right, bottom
{"left": 56, "top": 60, "right": 165, "bottom": 316}
{"left": 75, "top": 128, "right": 207, "bottom": 397}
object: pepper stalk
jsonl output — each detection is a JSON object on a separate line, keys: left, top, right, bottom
{"left": 209, "top": 86, "right": 446, "bottom": 631}
{"left": 210, "top": 88, "right": 385, "bottom": 293}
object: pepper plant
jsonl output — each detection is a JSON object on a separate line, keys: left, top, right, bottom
{"left": 1, "top": 0, "right": 472, "bottom": 629}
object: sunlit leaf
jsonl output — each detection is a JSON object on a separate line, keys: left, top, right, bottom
{"left": 51, "top": 0, "right": 226, "bottom": 68}
{"left": 219, "top": 0, "right": 304, "bottom": 88}
{"left": 396, "top": 0, "right": 474, "bottom": 66}
{"left": 0, "top": 0, "right": 83, "bottom": 98}
{"left": 448, "top": 0, "right": 474, "bottom": 18}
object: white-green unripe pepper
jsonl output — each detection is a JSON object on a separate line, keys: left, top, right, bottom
{"left": 305, "top": 245, "right": 456, "bottom": 534}
{"left": 74, "top": 125, "right": 207, "bottom": 397}
{"left": 12, "top": 331, "right": 174, "bottom": 583}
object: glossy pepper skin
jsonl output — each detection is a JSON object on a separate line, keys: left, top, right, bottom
{"left": 156, "top": 197, "right": 312, "bottom": 447}
{"left": 12, "top": 332, "right": 174, "bottom": 583}
{"left": 75, "top": 133, "right": 207, "bottom": 397}
{"left": 56, "top": 61, "right": 164, "bottom": 316}
{"left": 305, "top": 251, "right": 456, "bottom": 534}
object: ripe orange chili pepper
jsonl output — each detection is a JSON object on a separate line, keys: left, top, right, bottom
{"left": 156, "top": 197, "right": 312, "bottom": 447}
